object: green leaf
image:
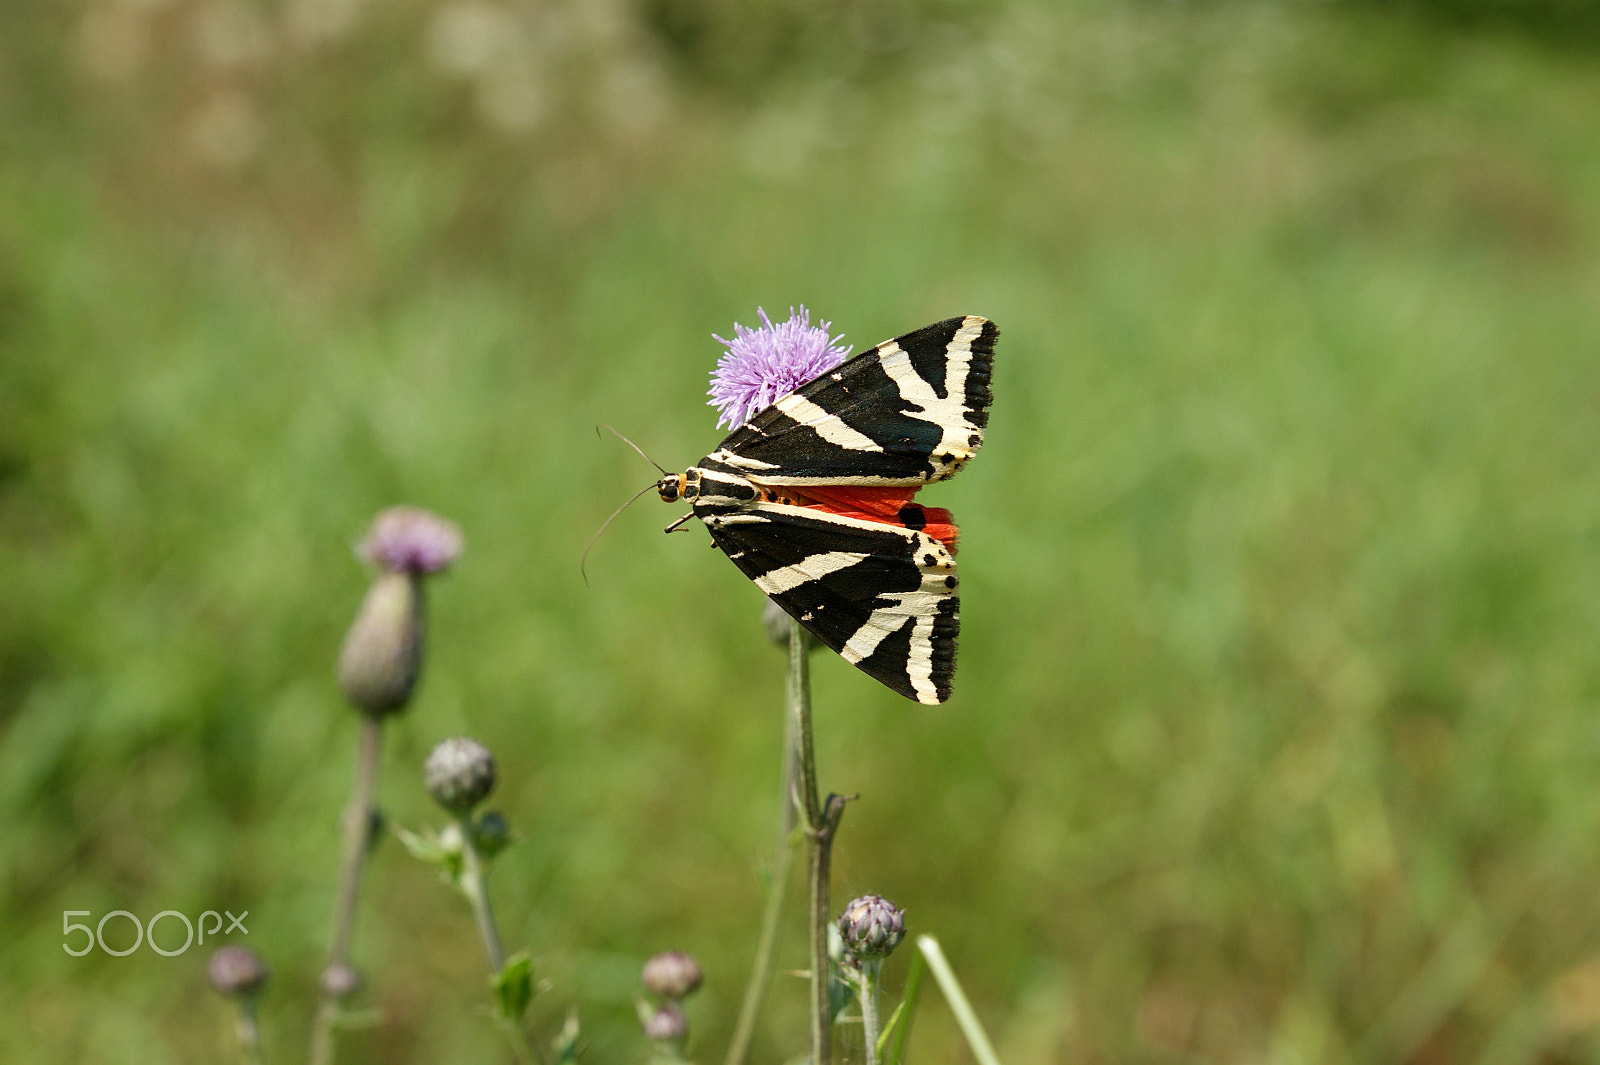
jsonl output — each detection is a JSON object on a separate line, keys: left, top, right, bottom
{"left": 391, "top": 822, "right": 465, "bottom": 884}
{"left": 882, "top": 947, "right": 924, "bottom": 1065}
{"left": 915, "top": 936, "right": 999, "bottom": 1065}
{"left": 492, "top": 952, "right": 534, "bottom": 1022}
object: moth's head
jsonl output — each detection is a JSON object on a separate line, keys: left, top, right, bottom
{"left": 656, "top": 473, "right": 685, "bottom": 503}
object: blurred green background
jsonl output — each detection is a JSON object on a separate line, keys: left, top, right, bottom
{"left": 5, "top": 0, "right": 1600, "bottom": 1061}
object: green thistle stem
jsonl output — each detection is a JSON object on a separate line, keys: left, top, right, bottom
{"left": 455, "top": 814, "right": 536, "bottom": 1064}
{"left": 233, "top": 997, "right": 266, "bottom": 1065}
{"left": 854, "top": 958, "right": 885, "bottom": 1065}
{"left": 808, "top": 794, "right": 846, "bottom": 1065}
{"left": 309, "top": 713, "right": 384, "bottom": 1065}
{"left": 789, "top": 619, "right": 849, "bottom": 1065}
{"left": 787, "top": 620, "right": 827, "bottom": 1063}
{"left": 790, "top": 619, "right": 816, "bottom": 807}
{"left": 456, "top": 812, "right": 505, "bottom": 972}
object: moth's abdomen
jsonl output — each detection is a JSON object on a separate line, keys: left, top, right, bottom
{"left": 753, "top": 484, "right": 959, "bottom": 553}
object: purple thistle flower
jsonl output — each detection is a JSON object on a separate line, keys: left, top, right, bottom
{"left": 358, "top": 506, "right": 463, "bottom": 575}
{"left": 708, "top": 307, "right": 851, "bottom": 430}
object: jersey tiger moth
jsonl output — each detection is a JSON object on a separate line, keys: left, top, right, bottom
{"left": 657, "top": 315, "right": 997, "bottom": 705}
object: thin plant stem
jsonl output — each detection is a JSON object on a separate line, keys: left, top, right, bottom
{"left": 788, "top": 622, "right": 827, "bottom": 1061}
{"left": 456, "top": 813, "right": 505, "bottom": 972}
{"left": 455, "top": 814, "right": 537, "bottom": 1065}
{"left": 233, "top": 997, "right": 266, "bottom": 1065}
{"left": 808, "top": 793, "right": 847, "bottom": 1065}
{"left": 724, "top": 609, "right": 811, "bottom": 1065}
{"left": 722, "top": 783, "right": 798, "bottom": 1065}
{"left": 788, "top": 617, "right": 851, "bottom": 1065}
{"left": 787, "top": 622, "right": 826, "bottom": 1063}
{"left": 783, "top": 665, "right": 800, "bottom": 828}
{"left": 791, "top": 620, "right": 820, "bottom": 826}
{"left": 309, "top": 713, "right": 384, "bottom": 1065}
{"left": 857, "top": 959, "right": 884, "bottom": 1065}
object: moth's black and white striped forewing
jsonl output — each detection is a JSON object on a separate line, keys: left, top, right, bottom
{"left": 659, "top": 315, "right": 996, "bottom": 704}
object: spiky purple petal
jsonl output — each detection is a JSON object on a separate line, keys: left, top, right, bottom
{"left": 359, "top": 506, "right": 463, "bottom": 574}
{"left": 708, "top": 307, "right": 850, "bottom": 429}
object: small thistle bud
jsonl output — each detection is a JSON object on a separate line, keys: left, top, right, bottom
{"left": 425, "top": 737, "right": 497, "bottom": 812}
{"left": 208, "top": 946, "right": 269, "bottom": 998}
{"left": 763, "top": 597, "right": 794, "bottom": 645}
{"left": 359, "top": 506, "right": 463, "bottom": 574}
{"left": 838, "top": 895, "right": 905, "bottom": 959}
{"left": 471, "top": 810, "right": 511, "bottom": 858}
{"left": 320, "top": 962, "right": 361, "bottom": 999}
{"left": 641, "top": 950, "right": 703, "bottom": 1000}
{"left": 642, "top": 1002, "right": 688, "bottom": 1042}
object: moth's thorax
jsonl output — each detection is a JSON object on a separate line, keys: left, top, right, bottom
{"left": 672, "top": 462, "right": 758, "bottom": 514}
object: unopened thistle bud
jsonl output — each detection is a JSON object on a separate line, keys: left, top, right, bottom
{"left": 763, "top": 597, "right": 795, "bottom": 645}
{"left": 838, "top": 895, "right": 905, "bottom": 959}
{"left": 338, "top": 570, "right": 421, "bottom": 715}
{"left": 641, "top": 950, "right": 703, "bottom": 1000}
{"left": 642, "top": 1001, "right": 688, "bottom": 1042}
{"left": 471, "top": 810, "right": 511, "bottom": 858}
{"left": 319, "top": 962, "right": 361, "bottom": 999}
{"left": 208, "top": 945, "right": 269, "bottom": 998}
{"left": 424, "top": 737, "right": 497, "bottom": 812}
{"left": 337, "top": 507, "right": 461, "bottom": 716}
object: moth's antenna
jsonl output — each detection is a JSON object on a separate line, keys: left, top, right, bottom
{"left": 581, "top": 480, "right": 662, "bottom": 586}
{"left": 598, "top": 423, "right": 669, "bottom": 476}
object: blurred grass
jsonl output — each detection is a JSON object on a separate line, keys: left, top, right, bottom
{"left": 4, "top": 0, "right": 1600, "bottom": 1062}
